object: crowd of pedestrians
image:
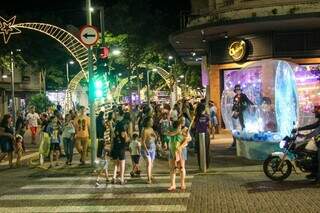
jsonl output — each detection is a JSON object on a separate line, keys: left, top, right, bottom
{"left": 0, "top": 98, "right": 220, "bottom": 191}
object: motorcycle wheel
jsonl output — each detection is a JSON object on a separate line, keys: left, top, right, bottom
{"left": 263, "top": 156, "right": 292, "bottom": 181}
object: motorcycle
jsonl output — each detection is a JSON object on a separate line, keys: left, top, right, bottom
{"left": 263, "top": 130, "right": 318, "bottom": 181}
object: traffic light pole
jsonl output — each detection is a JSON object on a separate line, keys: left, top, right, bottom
{"left": 86, "top": 0, "right": 97, "bottom": 166}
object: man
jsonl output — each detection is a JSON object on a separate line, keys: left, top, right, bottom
{"left": 297, "top": 105, "right": 320, "bottom": 182}
{"left": 74, "top": 106, "right": 90, "bottom": 165}
{"left": 26, "top": 106, "right": 40, "bottom": 145}
{"left": 232, "top": 84, "right": 254, "bottom": 130}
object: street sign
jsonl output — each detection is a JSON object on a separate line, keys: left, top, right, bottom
{"left": 79, "top": 25, "right": 99, "bottom": 46}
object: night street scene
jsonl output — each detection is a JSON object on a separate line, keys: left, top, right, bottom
{"left": 0, "top": 0, "right": 320, "bottom": 212}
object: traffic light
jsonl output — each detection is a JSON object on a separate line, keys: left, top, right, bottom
{"left": 93, "top": 62, "right": 109, "bottom": 100}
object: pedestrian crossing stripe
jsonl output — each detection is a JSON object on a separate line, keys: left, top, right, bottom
{"left": 0, "top": 192, "right": 191, "bottom": 200}
{"left": 0, "top": 205, "right": 187, "bottom": 212}
{"left": 21, "top": 182, "right": 192, "bottom": 189}
{"left": 38, "top": 175, "right": 194, "bottom": 181}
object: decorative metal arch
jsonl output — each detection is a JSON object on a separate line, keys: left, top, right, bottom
{"left": 9, "top": 22, "right": 93, "bottom": 111}
{"left": 114, "top": 66, "right": 173, "bottom": 101}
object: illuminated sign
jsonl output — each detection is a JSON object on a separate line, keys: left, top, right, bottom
{"left": 228, "top": 40, "right": 247, "bottom": 62}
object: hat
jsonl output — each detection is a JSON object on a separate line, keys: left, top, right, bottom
{"left": 313, "top": 105, "right": 320, "bottom": 114}
{"left": 234, "top": 84, "right": 242, "bottom": 92}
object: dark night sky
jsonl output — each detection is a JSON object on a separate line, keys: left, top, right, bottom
{"left": 1, "top": 0, "right": 190, "bottom": 28}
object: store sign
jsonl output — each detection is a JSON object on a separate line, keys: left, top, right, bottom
{"left": 228, "top": 40, "right": 247, "bottom": 62}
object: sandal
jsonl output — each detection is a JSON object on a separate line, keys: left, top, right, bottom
{"left": 180, "top": 186, "right": 187, "bottom": 192}
{"left": 168, "top": 186, "right": 176, "bottom": 192}
{"left": 120, "top": 180, "right": 127, "bottom": 185}
{"left": 111, "top": 178, "right": 117, "bottom": 184}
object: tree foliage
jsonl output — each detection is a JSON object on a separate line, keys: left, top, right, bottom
{"left": 28, "top": 93, "right": 54, "bottom": 113}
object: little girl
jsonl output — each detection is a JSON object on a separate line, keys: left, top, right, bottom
{"left": 15, "top": 135, "right": 24, "bottom": 167}
{"left": 46, "top": 116, "right": 61, "bottom": 168}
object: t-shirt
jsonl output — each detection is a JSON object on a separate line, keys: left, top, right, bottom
{"left": 26, "top": 112, "right": 40, "bottom": 127}
{"left": 62, "top": 122, "right": 75, "bottom": 139}
{"left": 195, "top": 114, "right": 210, "bottom": 133}
{"left": 46, "top": 122, "right": 61, "bottom": 144}
{"left": 129, "top": 140, "right": 141, "bottom": 156}
{"left": 74, "top": 115, "right": 90, "bottom": 138}
{"left": 170, "top": 110, "right": 178, "bottom": 121}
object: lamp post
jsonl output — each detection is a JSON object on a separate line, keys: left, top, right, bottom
{"left": 10, "top": 49, "right": 21, "bottom": 133}
{"left": 146, "top": 70, "right": 150, "bottom": 105}
{"left": 66, "top": 60, "right": 74, "bottom": 83}
{"left": 86, "top": 0, "right": 97, "bottom": 166}
{"left": 10, "top": 51, "right": 15, "bottom": 133}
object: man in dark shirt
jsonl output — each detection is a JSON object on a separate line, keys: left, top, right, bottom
{"left": 298, "top": 105, "right": 320, "bottom": 182}
{"left": 232, "top": 84, "right": 254, "bottom": 130}
{"left": 96, "top": 111, "right": 105, "bottom": 158}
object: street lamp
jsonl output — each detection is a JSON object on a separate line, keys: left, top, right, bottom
{"left": 112, "top": 49, "right": 121, "bottom": 56}
{"left": 66, "top": 60, "right": 74, "bottom": 83}
{"left": 10, "top": 49, "right": 21, "bottom": 131}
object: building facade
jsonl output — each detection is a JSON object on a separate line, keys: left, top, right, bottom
{"left": 0, "top": 66, "right": 43, "bottom": 116}
{"left": 170, "top": 0, "right": 320, "bottom": 127}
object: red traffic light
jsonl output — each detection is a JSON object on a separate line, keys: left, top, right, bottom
{"left": 99, "top": 47, "right": 109, "bottom": 59}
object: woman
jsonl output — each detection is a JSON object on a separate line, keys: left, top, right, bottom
{"left": 194, "top": 103, "right": 211, "bottom": 169}
{"left": 167, "top": 119, "right": 191, "bottom": 192}
{"left": 0, "top": 114, "right": 15, "bottom": 168}
{"left": 141, "top": 117, "right": 157, "bottom": 184}
{"left": 111, "top": 117, "right": 129, "bottom": 185}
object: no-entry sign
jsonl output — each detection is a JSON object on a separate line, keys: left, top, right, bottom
{"left": 79, "top": 25, "right": 99, "bottom": 46}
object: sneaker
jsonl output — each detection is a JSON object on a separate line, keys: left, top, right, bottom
{"left": 95, "top": 181, "right": 100, "bottom": 187}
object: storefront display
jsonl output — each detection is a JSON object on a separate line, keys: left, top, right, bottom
{"left": 221, "top": 59, "right": 299, "bottom": 143}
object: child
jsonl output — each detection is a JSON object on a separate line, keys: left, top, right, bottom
{"left": 95, "top": 148, "right": 109, "bottom": 187}
{"left": 62, "top": 114, "right": 75, "bottom": 165}
{"left": 159, "top": 112, "right": 170, "bottom": 153}
{"left": 15, "top": 135, "right": 24, "bottom": 167}
{"left": 46, "top": 116, "right": 61, "bottom": 168}
{"left": 129, "top": 133, "right": 141, "bottom": 177}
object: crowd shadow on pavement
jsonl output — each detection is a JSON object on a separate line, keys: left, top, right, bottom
{"left": 243, "top": 179, "right": 320, "bottom": 193}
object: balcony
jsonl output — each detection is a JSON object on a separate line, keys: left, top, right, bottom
{"left": 184, "top": 0, "right": 320, "bottom": 29}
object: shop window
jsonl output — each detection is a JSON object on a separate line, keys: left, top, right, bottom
{"left": 295, "top": 64, "right": 320, "bottom": 127}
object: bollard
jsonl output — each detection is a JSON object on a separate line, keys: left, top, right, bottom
{"left": 199, "top": 133, "right": 207, "bottom": 173}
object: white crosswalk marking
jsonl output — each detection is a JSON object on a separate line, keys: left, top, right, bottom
{"left": 0, "top": 192, "right": 191, "bottom": 200}
{"left": 0, "top": 205, "right": 188, "bottom": 212}
{"left": 21, "top": 182, "right": 192, "bottom": 189}
{"left": 39, "top": 175, "right": 194, "bottom": 181}
{"left": 1, "top": 173, "right": 194, "bottom": 212}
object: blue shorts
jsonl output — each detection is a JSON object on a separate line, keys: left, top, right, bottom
{"left": 141, "top": 149, "right": 156, "bottom": 161}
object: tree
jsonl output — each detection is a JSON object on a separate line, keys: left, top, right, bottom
{"left": 28, "top": 94, "right": 54, "bottom": 113}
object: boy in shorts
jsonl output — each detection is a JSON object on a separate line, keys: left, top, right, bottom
{"left": 129, "top": 133, "right": 141, "bottom": 177}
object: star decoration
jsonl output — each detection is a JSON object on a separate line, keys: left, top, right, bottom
{"left": 0, "top": 16, "right": 21, "bottom": 44}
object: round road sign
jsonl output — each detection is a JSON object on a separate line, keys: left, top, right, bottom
{"left": 79, "top": 25, "right": 99, "bottom": 46}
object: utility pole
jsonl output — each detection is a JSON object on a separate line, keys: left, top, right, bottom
{"left": 147, "top": 70, "right": 150, "bottom": 105}
{"left": 10, "top": 51, "right": 15, "bottom": 135}
{"left": 86, "top": 0, "right": 97, "bottom": 166}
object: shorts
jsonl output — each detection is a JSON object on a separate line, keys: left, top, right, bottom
{"left": 168, "top": 147, "right": 187, "bottom": 161}
{"left": 50, "top": 143, "right": 60, "bottom": 151}
{"left": 111, "top": 148, "right": 126, "bottom": 161}
{"left": 141, "top": 149, "right": 156, "bottom": 161}
{"left": 131, "top": 155, "right": 140, "bottom": 164}
{"left": 30, "top": 127, "right": 37, "bottom": 136}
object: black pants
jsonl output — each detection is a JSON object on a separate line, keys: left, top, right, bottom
{"left": 195, "top": 132, "right": 210, "bottom": 169}
{"left": 239, "top": 111, "right": 245, "bottom": 130}
{"left": 97, "top": 139, "right": 105, "bottom": 158}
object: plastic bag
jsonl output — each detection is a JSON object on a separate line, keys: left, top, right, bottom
{"left": 39, "top": 132, "right": 50, "bottom": 157}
